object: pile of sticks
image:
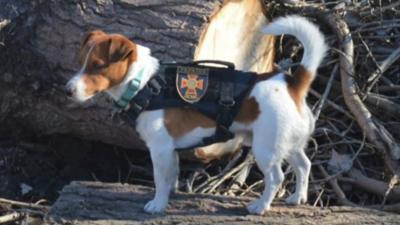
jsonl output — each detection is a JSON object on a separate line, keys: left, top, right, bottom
{"left": 0, "top": 198, "right": 48, "bottom": 224}
{"left": 184, "top": 0, "right": 400, "bottom": 213}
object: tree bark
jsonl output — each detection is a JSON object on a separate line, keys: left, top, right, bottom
{"left": 0, "top": 0, "right": 221, "bottom": 149}
{"left": 44, "top": 181, "right": 400, "bottom": 225}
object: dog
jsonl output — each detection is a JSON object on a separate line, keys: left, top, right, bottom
{"left": 65, "top": 16, "right": 327, "bottom": 215}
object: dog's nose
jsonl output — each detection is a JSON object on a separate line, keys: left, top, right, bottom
{"left": 65, "top": 86, "right": 74, "bottom": 97}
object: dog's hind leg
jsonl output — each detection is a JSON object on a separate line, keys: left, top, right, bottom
{"left": 247, "top": 132, "right": 285, "bottom": 215}
{"left": 247, "top": 162, "right": 284, "bottom": 215}
{"left": 144, "top": 139, "right": 179, "bottom": 214}
{"left": 285, "top": 149, "right": 311, "bottom": 205}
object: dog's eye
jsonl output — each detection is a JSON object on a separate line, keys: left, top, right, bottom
{"left": 92, "top": 60, "right": 105, "bottom": 70}
{"left": 93, "top": 64, "right": 104, "bottom": 70}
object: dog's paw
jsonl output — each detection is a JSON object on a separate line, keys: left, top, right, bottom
{"left": 285, "top": 193, "right": 307, "bottom": 205}
{"left": 247, "top": 199, "right": 270, "bottom": 215}
{"left": 144, "top": 199, "right": 167, "bottom": 214}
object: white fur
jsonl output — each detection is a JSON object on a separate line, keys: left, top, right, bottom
{"left": 107, "top": 45, "right": 159, "bottom": 100}
{"left": 66, "top": 45, "right": 95, "bottom": 102}
{"left": 263, "top": 15, "right": 328, "bottom": 73}
{"left": 66, "top": 16, "right": 327, "bottom": 215}
{"left": 174, "top": 127, "right": 215, "bottom": 149}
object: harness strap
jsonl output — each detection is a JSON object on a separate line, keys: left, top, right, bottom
{"left": 120, "top": 75, "right": 166, "bottom": 125}
{"left": 114, "top": 61, "right": 258, "bottom": 151}
{"left": 179, "top": 73, "right": 237, "bottom": 150}
{"left": 211, "top": 74, "right": 236, "bottom": 144}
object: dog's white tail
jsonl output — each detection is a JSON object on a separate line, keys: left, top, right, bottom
{"left": 263, "top": 15, "right": 327, "bottom": 73}
{"left": 262, "top": 15, "right": 328, "bottom": 101}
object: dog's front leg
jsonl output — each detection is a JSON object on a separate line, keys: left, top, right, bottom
{"left": 144, "top": 140, "right": 178, "bottom": 214}
{"left": 136, "top": 111, "right": 179, "bottom": 214}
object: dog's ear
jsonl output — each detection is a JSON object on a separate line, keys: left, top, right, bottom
{"left": 78, "top": 30, "right": 107, "bottom": 65}
{"left": 107, "top": 35, "right": 136, "bottom": 63}
{"left": 81, "top": 30, "right": 106, "bottom": 48}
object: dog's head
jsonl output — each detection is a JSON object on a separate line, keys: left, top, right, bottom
{"left": 65, "top": 30, "right": 139, "bottom": 102}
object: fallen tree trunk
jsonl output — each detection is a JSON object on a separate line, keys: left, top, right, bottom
{"left": 44, "top": 181, "right": 400, "bottom": 225}
{"left": 0, "top": 0, "right": 221, "bottom": 149}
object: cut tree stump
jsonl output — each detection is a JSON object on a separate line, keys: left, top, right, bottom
{"left": 45, "top": 181, "right": 400, "bottom": 225}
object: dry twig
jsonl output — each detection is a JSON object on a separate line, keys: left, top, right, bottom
{"left": 0, "top": 212, "right": 23, "bottom": 224}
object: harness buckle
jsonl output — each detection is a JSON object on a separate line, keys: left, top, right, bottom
{"left": 148, "top": 79, "right": 162, "bottom": 95}
{"left": 131, "top": 102, "right": 143, "bottom": 113}
{"left": 123, "top": 103, "right": 131, "bottom": 111}
{"left": 219, "top": 81, "right": 235, "bottom": 107}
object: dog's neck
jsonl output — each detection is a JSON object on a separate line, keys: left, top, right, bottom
{"left": 106, "top": 45, "right": 159, "bottom": 101}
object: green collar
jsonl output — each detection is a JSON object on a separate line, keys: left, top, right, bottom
{"left": 114, "top": 68, "right": 145, "bottom": 112}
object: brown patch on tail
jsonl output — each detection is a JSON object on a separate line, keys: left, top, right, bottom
{"left": 285, "top": 65, "right": 313, "bottom": 112}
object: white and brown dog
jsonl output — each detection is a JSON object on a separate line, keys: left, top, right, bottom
{"left": 65, "top": 16, "right": 327, "bottom": 215}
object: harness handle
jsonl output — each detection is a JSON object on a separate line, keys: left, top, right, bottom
{"left": 191, "top": 60, "right": 235, "bottom": 70}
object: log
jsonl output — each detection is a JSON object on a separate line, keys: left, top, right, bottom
{"left": 44, "top": 181, "right": 400, "bottom": 225}
{"left": 0, "top": 0, "right": 221, "bottom": 149}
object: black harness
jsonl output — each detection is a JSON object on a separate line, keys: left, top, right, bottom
{"left": 115, "top": 60, "right": 258, "bottom": 151}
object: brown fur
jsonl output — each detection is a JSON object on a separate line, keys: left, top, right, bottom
{"left": 164, "top": 108, "right": 216, "bottom": 138}
{"left": 164, "top": 96, "right": 262, "bottom": 138}
{"left": 78, "top": 31, "right": 138, "bottom": 97}
{"left": 285, "top": 65, "right": 313, "bottom": 112}
{"left": 235, "top": 97, "right": 261, "bottom": 124}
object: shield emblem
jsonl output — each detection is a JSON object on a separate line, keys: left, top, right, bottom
{"left": 176, "top": 66, "right": 209, "bottom": 103}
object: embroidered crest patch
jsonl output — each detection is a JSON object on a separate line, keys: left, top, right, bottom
{"left": 176, "top": 66, "right": 209, "bottom": 103}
